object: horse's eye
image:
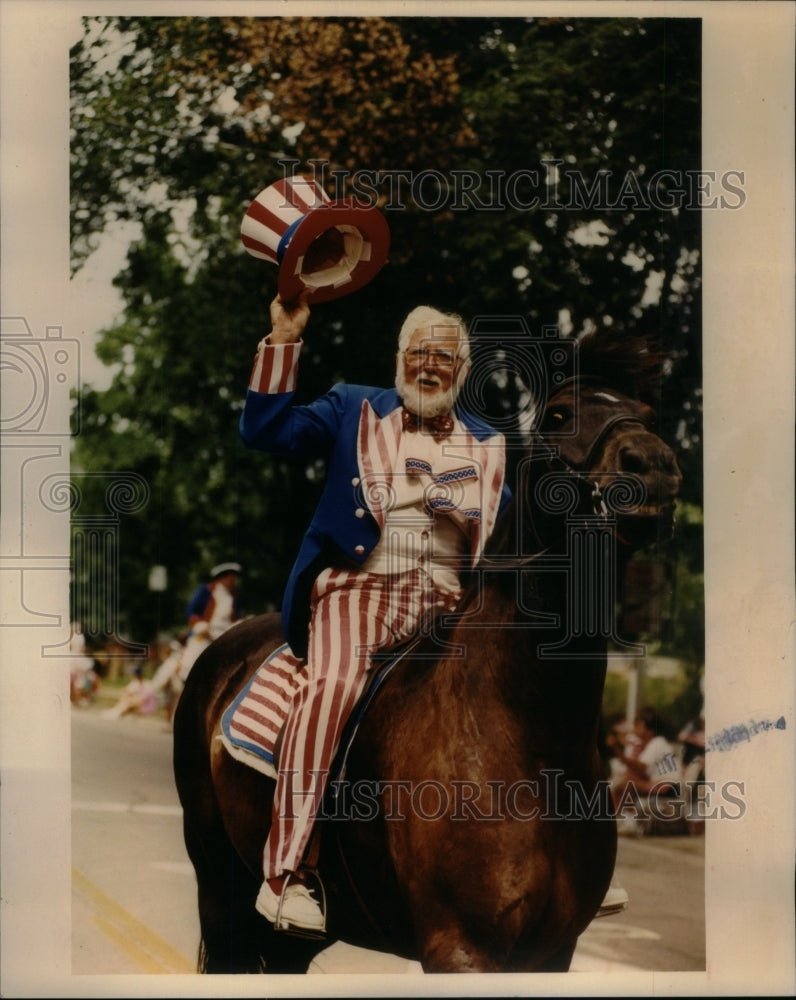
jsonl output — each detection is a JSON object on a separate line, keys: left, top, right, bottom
{"left": 538, "top": 408, "right": 570, "bottom": 435}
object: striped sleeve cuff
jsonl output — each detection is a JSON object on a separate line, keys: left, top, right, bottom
{"left": 248, "top": 339, "right": 303, "bottom": 394}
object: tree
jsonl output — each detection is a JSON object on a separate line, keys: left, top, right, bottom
{"left": 70, "top": 15, "right": 703, "bottom": 653}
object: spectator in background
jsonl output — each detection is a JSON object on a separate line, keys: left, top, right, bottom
{"left": 101, "top": 666, "right": 158, "bottom": 720}
{"left": 678, "top": 672, "right": 706, "bottom": 778}
{"left": 150, "top": 637, "right": 187, "bottom": 729}
{"left": 178, "top": 562, "right": 243, "bottom": 684}
{"left": 68, "top": 623, "right": 101, "bottom": 707}
{"left": 601, "top": 711, "right": 634, "bottom": 791}
{"left": 185, "top": 562, "right": 243, "bottom": 640}
{"left": 677, "top": 675, "right": 706, "bottom": 834}
{"left": 611, "top": 706, "right": 682, "bottom": 834}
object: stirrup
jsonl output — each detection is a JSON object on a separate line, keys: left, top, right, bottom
{"left": 274, "top": 868, "right": 327, "bottom": 940}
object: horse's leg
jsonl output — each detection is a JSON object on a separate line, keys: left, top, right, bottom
{"left": 207, "top": 744, "right": 330, "bottom": 974}
{"left": 417, "top": 918, "right": 578, "bottom": 973}
{"left": 410, "top": 895, "right": 513, "bottom": 973}
{"left": 534, "top": 940, "right": 577, "bottom": 972}
{"left": 182, "top": 761, "right": 326, "bottom": 973}
{"left": 419, "top": 932, "right": 502, "bottom": 973}
{"left": 183, "top": 815, "right": 263, "bottom": 973}
{"left": 391, "top": 814, "right": 580, "bottom": 973}
{"left": 173, "top": 618, "right": 327, "bottom": 974}
{"left": 175, "top": 689, "right": 266, "bottom": 971}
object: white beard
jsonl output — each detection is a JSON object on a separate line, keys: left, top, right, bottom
{"left": 395, "top": 367, "right": 459, "bottom": 418}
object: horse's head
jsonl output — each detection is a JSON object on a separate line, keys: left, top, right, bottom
{"left": 532, "top": 332, "right": 682, "bottom": 550}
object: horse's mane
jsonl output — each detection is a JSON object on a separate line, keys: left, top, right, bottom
{"left": 573, "top": 328, "right": 668, "bottom": 405}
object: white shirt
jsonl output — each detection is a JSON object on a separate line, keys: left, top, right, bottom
{"left": 638, "top": 734, "right": 679, "bottom": 783}
{"left": 361, "top": 420, "right": 476, "bottom": 594}
{"left": 207, "top": 581, "right": 235, "bottom": 639}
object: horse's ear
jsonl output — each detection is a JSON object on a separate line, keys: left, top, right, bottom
{"left": 576, "top": 327, "right": 670, "bottom": 404}
{"left": 631, "top": 333, "right": 673, "bottom": 405}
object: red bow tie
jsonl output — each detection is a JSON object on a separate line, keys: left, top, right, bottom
{"left": 402, "top": 407, "right": 455, "bottom": 442}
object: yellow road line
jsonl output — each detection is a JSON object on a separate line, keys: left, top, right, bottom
{"left": 90, "top": 913, "right": 174, "bottom": 974}
{"left": 72, "top": 867, "right": 195, "bottom": 974}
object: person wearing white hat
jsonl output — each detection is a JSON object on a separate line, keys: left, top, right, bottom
{"left": 239, "top": 294, "right": 510, "bottom": 933}
{"left": 185, "top": 562, "right": 243, "bottom": 641}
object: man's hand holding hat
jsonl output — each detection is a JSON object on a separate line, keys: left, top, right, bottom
{"left": 268, "top": 294, "right": 310, "bottom": 344}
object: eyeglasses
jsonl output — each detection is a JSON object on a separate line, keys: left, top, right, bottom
{"left": 403, "top": 347, "right": 459, "bottom": 370}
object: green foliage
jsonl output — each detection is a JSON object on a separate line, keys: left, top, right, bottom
{"left": 604, "top": 501, "right": 704, "bottom": 726}
{"left": 70, "top": 15, "right": 704, "bottom": 650}
{"left": 603, "top": 668, "right": 702, "bottom": 737}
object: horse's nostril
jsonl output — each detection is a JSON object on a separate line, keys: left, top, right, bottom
{"left": 620, "top": 447, "right": 647, "bottom": 474}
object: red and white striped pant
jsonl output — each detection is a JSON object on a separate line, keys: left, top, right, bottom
{"left": 263, "top": 566, "right": 459, "bottom": 879}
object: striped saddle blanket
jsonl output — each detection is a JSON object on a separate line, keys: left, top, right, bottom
{"left": 219, "top": 638, "right": 421, "bottom": 782}
{"left": 220, "top": 643, "right": 297, "bottom": 778}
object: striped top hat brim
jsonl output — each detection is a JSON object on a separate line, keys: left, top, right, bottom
{"left": 241, "top": 176, "right": 390, "bottom": 304}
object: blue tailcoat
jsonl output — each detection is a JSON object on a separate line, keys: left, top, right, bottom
{"left": 240, "top": 383, "right": 509, "bottom": 658}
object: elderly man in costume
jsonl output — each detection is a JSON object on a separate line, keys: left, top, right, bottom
{"left": 239, "top": 294, "right": 510, "bottom": 932}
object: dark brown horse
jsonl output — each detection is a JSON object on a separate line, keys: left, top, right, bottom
{"left": 173, "top": 329, "right": 682, "bottom": 974}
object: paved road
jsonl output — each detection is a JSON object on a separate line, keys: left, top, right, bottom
{"left": 71, "top": 704, "right": 198, "bottom": 974}
{"left": 71, "top": 700, "right": 705, "bottom": 977}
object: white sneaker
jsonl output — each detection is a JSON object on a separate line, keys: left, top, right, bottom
{"left": 255, "top": 878, "right": 325, "bottom": 933}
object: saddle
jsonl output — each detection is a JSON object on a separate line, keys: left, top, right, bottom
{"left": 219, "top": 631, "right": 425, "bottom": 784}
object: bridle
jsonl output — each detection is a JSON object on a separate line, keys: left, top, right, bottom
{"left": 475, "top": 376, "right": 668, "bottom": 576}
{"left": 469, "top": 376, "right": 674, "bottom": 660}
{"left": 519, "top": 378, "right": 661, "bottom": 553}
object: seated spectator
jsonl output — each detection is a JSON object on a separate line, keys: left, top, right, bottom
{"left": 69, "top": 624, "right": 101, "bottom": 707}
{"left": 101, "top": 666, "right": 158, "bottom": 720}
{"left": 611, "top": 706, "right": 683, "bottom": 834}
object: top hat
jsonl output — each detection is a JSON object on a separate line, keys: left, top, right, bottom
{"left": 240, "top": 176, "right": 390, "bottom": 304}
